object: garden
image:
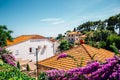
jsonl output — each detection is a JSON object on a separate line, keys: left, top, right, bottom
{"left": 0, "top": 47, "right": 35, "bottom": 80}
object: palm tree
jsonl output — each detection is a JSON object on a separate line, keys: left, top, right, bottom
{"left": 0, "top": 25, "right": 13, "bottom": 47}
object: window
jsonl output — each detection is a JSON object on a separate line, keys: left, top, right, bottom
{"left": 29, "top": 48, "right": 32, "bottom": 52}
{"left": 68, "top": 35, "right": 70, "bottom": 37}
{"left": 15, "top": 50, "right": 19, "bottom": 55}
{"left": 29, "top": 47, "right": 35, "bottom": 53}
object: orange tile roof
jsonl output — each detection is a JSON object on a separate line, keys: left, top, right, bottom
{"left": 7, "top": 35, "right": 46, "bottom": 46}
{"left": 68, "top": 31, "right": 82, "bottom": 35}
{"left": 38, "top": 44, "right": 114, "bottom": 70}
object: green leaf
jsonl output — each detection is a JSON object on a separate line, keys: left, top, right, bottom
{"left": 110, "top": 43, "right": 119, "bottom": 55}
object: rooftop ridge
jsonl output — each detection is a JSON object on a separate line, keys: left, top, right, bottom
{"left": 7, "top": 34, "right": 46, "bottom": 47}
{"left": 81, "top": 44, "right": 92, "bottom": 59}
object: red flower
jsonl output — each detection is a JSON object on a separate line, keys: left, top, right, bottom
{"left": 80, "top": 40, "right": 84, "bottom": 44}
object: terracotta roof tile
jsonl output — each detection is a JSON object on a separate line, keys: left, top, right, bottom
{"left": 7, "top": 35, "right": 46, "bottom": 46}
{"left": 39, "top": 44, "right": 114, "bottom": 70}
{"left": 68, "top": 31, "right": 82, "bottom": 35}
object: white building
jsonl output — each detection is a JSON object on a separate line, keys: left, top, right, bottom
{"left": 66, "top": 31, "right": 86, "bottom": 44}
{"left": 6, "top": 35, "right": 59, "bottom": 62}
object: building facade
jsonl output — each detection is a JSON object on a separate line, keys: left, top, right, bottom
{"left": 66, "top": 31, "right": 86, "bottom": 44}
{"left": 6, "top": 35, "right": 59, "bottom": 62}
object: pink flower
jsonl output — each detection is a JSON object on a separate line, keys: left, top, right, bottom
{"left": 57, "top": 53, "right": 68, "bottom": 60}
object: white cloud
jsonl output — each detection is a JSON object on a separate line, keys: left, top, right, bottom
{"left": 40, "top": 18, "right": 62, "bottom": 22}
{"left": 40, "top": 18, "right": 65, "bottom": 25}
{"left": 52, "top": 21, "right": 65, "bottom": 24}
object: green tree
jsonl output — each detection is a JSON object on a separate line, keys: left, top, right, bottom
{"left": 58, "top": 40, "right": 70, "bottom": 52}
{"left": 0, "top": 25, "right": 13, "bottom": 47}
{"left": 106, "top": 13, "right": 120, "bottom": 34}
{"left": 77, "top": 21, "right": 103, "bottom": 32}
{"left": 85, "top": 30, "right": 112, "bottom": 42}
{"left": 56, "top": 34, "right": 64, "bottom": 40}
{"left": 116, "top": 13, "right": 120, "bottom": 35}
{"left": 85, "top": 30, "right": 113, "bottom": 48}
{"left": 96, "top": 20, "right": 106, "bottom": 30}
{"left": 77, "top": 13, "right": 120, "bottom": 35}
{"left": 106, "top": 34, "right": 120, "bottom": 50}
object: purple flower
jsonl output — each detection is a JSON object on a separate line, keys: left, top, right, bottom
{"left": 1, "top": 53, "right": 16, "bottom": 67}
{"left": 57, "top": 53, "right": 68, "bottom": 60}
{"left": 44, "top": 56, "right": 120, "bottom": 80}
{"left": 62, "top": 77, "right": 68, "bottom": 80}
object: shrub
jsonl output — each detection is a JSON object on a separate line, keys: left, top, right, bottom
{"left": 38, "top": 72, "right": 48, "bottom": 80}
{"left": 17, "top": 61, "right": 20, "bottom": 69}
{"left": 58, "top": 40, "right": 70, "bottom": 52}
{"left": 1, "top": 53, "right": 16, "bottom": 67}
{"left": 0, "top": 63, "right": 35, "bottom": 80}
{"left": 106, "top": 34, "right": 120, "bottom": 50}
{"left": 0, "top": 59, "right": 3, "bottom": 66}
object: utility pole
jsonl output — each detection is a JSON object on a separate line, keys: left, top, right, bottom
{"left": 36, "top": 48, "right": 39, "bottom": 79}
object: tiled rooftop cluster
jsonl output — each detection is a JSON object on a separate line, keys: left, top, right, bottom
{"left": 39, "top": 44, "right": 114, "bottom": 70}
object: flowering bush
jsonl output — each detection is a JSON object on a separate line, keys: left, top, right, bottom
{"left": 57, "top": 53, "right": 76, "bottom": 61}
{"left": 1, "top": 53, "right": 16, "bottom": 67}
{"left": 39, "top": 56, "right": 120, "bottom": 80}
{"left": 57, "top": 53, "right": 68, "bottom": 60}
{"left": 0, "top": 47, "right": 16, "bottom": 67}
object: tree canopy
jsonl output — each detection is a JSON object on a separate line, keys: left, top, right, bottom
{"left": 0, "top": 25, "right": 13, "bottom": 47}
{"left": 76, "top": 13, "right": 120, "bottom": 50}
{"left": 58, "top": 40, "right": 70, "bottom": 52}
{"left": 77, "top": 13, "right": 120, "bottom": 35}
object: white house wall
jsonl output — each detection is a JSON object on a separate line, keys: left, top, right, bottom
{"left": 6, "top": 39, "right": 55, "bottom": 62}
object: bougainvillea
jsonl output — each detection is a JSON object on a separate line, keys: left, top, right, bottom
{"left": 1, "top": 53, "right": 16, "bottom": 67}
{"left": 57, "top": 53, "right": 68, "bottom": 60}
{"left": 38, "top": 44, "right": 120, "bottom": 80}
{"left": 57, "top": 53, "right": 77, "bottom": 62}
{"left": 41, "top": 56, "right": 120, "bottom": 80}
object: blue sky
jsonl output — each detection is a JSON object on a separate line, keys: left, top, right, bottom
{"left": 0, "top": 0, "right": 120, "bottom": 37}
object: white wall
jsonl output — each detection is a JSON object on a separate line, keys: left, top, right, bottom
{"left": 6, "top": 39, "right": 56, "bottom": 62}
